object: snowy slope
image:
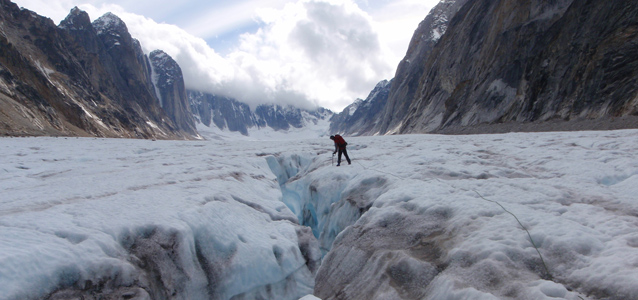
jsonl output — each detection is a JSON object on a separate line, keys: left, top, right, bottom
{"left": 0, "top": 138, "right": 319, "bottom": 299}
{"left": 2, "top": 130, "right": 638, "bottom": 299}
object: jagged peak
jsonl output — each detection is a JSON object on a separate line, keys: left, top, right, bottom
{"left": 92, "top": 12, "right": 127, "bottom": 35}
{"left": 150, "top": 50, "right": 180, "bottom": 75}
{"left": 150, "top": 49, "right": 167, "bottom": 56}
{"left": 374, "top": 79, "right": 390, "bottom": 89}
{"left": 69, "top": 6, "right": 83, "bottom": 15}
{"left": 343, "top": 99, "right": 364, "bottom": 116}
{"left": 150, "top": 49, "right": 170, "bottom": 62}
{"left": 59, "top": 7, "right": 91, "bottom": 30}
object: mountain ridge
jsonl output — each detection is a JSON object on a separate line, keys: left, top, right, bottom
{"left": 189, "top": 90, "right": 332, "bottom": 137}
{"left": 332, "top": 0, "right": 638, "bottom": 135}
{"left": 330, "top": 0, "right": 469, "bottom": 135}
{"left": 0, "top": 1, "right": 197, "bottom": 139}
{"left": 0, "top": 0, "right": 332, "bottom": 140}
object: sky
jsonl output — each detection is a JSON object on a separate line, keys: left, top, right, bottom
{"left": 11, "top": 0, "right": 441, "bottom": 111}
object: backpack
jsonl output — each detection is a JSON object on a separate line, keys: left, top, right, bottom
{"left": 334, "top": 135, "right": 347, "bottom": 147}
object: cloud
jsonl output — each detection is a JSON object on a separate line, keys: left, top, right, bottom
{"left": 11, "top": 0, "right": 87, "bottom": 22}
{"left": 368, "top": 0, "right": 441, "bottom": 65}
{"left": 109, "top": 0, "right": 396, "bottom": 111}
{"left": 179, "top": 0, "right": 290, "bottom": 40}
{"left": 222, "top": 0, "right": 395, "bottom": 110}
{"left": 12, "top": 0, "right": 428, "bottom": 112}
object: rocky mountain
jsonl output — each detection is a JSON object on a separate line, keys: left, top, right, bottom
{"left": 330, "top": 0, "right": 469, "bottom": 135}
{"left": 335, "top": 0, "right": 638, "bottom": 135}
{"left": 149, "top": 50, "right": 198, "bottom": 136}
{"left": 329, "top": 79, "right": 391, "bottom": 135}
{"left": 0, "top": 1, "right": 197, "bottom": 139}
{"left": 189, "top": 91, "right": 332, "bottom": 136}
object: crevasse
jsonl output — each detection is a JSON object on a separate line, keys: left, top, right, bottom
{"left": 266, "top": 153, "right": 386, "bottom": 256}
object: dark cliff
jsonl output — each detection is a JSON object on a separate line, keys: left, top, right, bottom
{"left": 377, "top": 0, "right": 469, "bottom": 134}
{"left": 331, "top": 0, "right": 469, "bottom": 135}
{"left": 340, "top": 0, "right": 638, "bottom": 135}
{"left": 149, "top": 50, "right": 198, "bottom": 136}
{"left": 189, "top": 92, "right": 258, "bottom": 135}
{"left": 0, "top": 1, "right": 196, "bottom": 139}
{"left": 403, "top": 0, "right": 638, "bottom": 134}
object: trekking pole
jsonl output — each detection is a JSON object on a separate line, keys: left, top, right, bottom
{"left": 332, "top": 153, "right": 335, "bottom": 166}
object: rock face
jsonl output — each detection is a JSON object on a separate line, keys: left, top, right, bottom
{"left": 149, "top": 50, "right": 198, "bottom": 136}
{"left": 376, "top": 0, "right": 469, "bottom": 135}
{"left": 337, "top": 0, "right": 638, "bottom": 135}
{"left": 328, "top": 80, "right": 392, "bottom": 135}
{"left": 189, "top": 91, "right": 332, "bottom": 136}
{"left": 330, "top": 0, "right": 469, "bottom": 135}
{"left": 0, "top": 1, "right": 196, "bottom": 139}
{"left": 189, "top": 92, "right": 256, "bottom": 135}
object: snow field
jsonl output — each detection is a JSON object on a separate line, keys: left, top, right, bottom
{"left": 1, "top": 137, "right": 317, "bottom": 299}
{"left": 303, "top": 131, "right": 638, "bottom": 299}
{"left": 2, "top": 129, "right": 638, "bottom": 299}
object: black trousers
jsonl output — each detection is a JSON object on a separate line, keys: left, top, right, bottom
{"left": 338, "top": 147, "right": 351, "bottom": 165}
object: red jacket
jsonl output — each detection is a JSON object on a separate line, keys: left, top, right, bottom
{"left": 333, "top": 135, "right": 347, "bottom": 150}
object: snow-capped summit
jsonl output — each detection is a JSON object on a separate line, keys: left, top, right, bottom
{"left": 150, "top": 50, "right": 181, "bottom": 89}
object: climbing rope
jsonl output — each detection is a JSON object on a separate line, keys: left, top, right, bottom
{"left": 474, "top": 191, "right": 552, "bottom": 280}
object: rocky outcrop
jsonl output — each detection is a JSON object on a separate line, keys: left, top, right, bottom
{"left": 254, "top": 105, "right": 319, "bottom": 131}
{"left": 0, "top": 1, "right": 196, "bottom": 139}
{"left": 189, "top": 91, "right": 332, "bottom": 136}
{"left": 345, "top": 0, "right": 638, "bottom": 135}
{"left": 149, "top": 50, "right": 198, "bottom": 136}
{"left": 189, "top": 92, "right": 259, "bottom": 135}
{"left": 375, "top": 0, "right": 469, "bottom": 135}
{"left": 329, "top": 80, "right": 391, "bottom": 135}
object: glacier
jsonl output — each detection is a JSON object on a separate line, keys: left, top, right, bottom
{"left": 2, "top": 129, "right": 638, "bottom": 299}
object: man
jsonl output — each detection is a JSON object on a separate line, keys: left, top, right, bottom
{"left": 330, "top": 135, "right": 351, "bottom": 166}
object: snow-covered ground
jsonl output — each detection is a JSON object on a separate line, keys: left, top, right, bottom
{"left": 2, "top": 129, "right": 638, "bottom": 299}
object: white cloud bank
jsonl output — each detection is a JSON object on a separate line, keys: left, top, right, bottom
{"left": 123, "top": 0, "right": 396, "bottom": 111}
{"left": 12, "top": 0, "right": 439, "bottom": 111}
